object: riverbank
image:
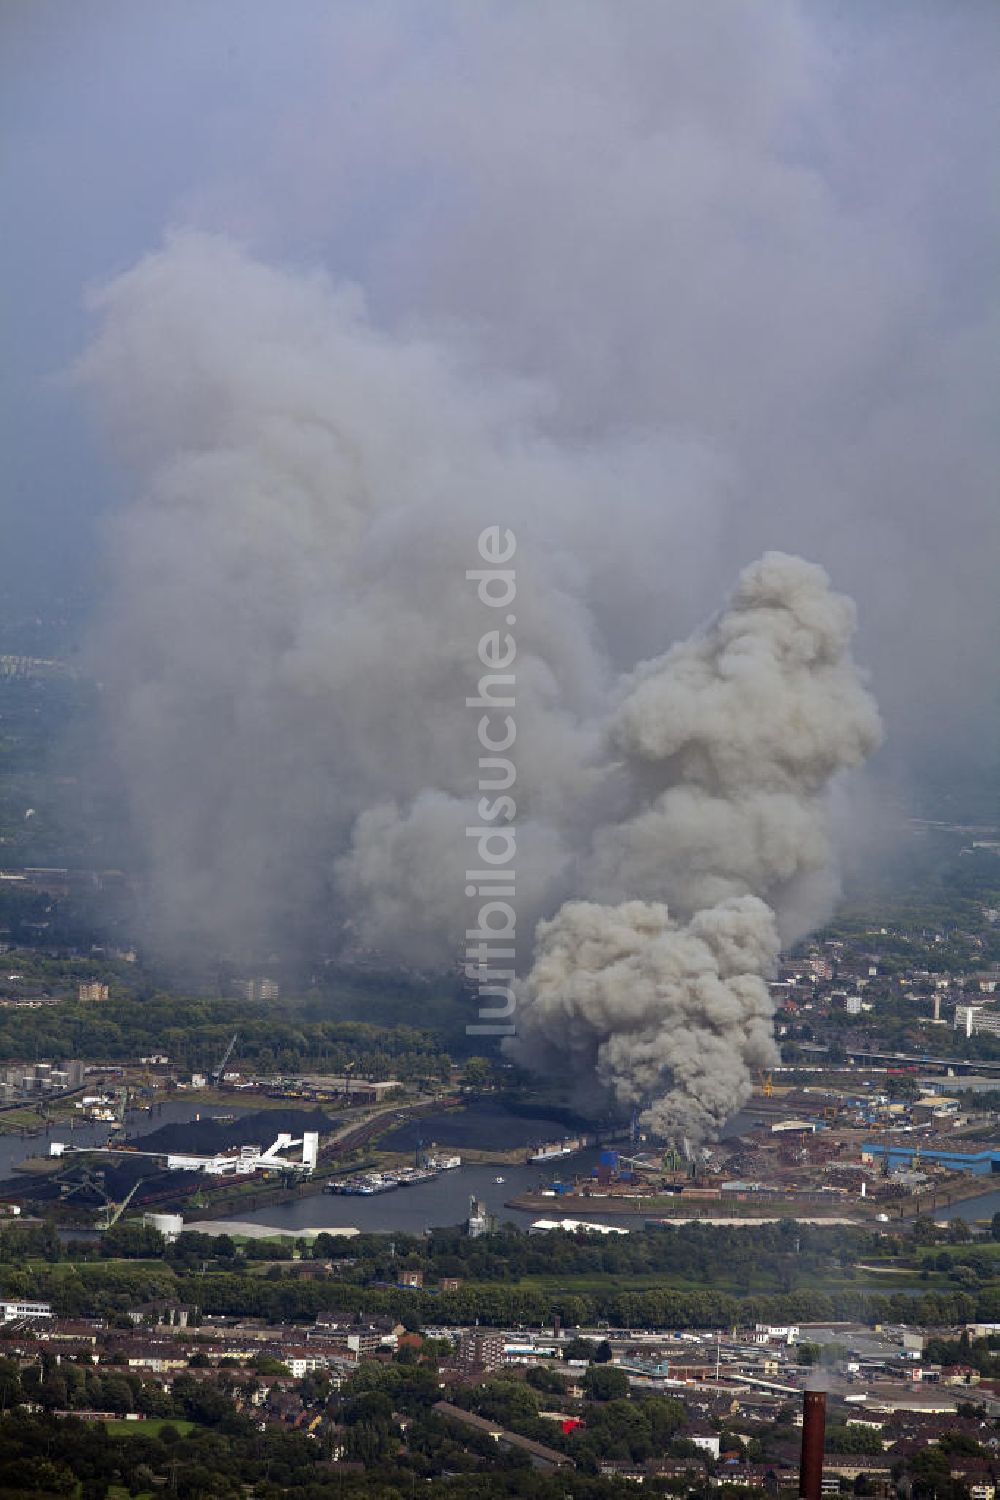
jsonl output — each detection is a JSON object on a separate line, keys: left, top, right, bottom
{"left": 899, "top": 1170, "right": 1000, "bottom": 1221}
{"left": 504, "top": 1189, "right": 870, "bottom": 1221}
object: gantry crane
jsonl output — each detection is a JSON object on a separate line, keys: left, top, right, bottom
{"left": 211, "top": 1033, "right": 238, "bottom": 1083}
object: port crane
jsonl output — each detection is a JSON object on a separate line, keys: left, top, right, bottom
{"left": 211, "top": 1033, "right": 238, "bottom": 1084}
{"left": 757, "top": 1071, "right": 775, "bottom": 1098}
{"left": 102, "top": 1179, "right": 142, "bottom": 1229}
{"left": 58, "top": 1167, "right": 143, "bottom": 1228}
{"left": 58, "top": 1166, "right": 109, "bottom": 1208}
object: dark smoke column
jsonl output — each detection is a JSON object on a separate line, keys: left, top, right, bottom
{"left": 799, "top": 1389, "right": 826, "bottom": 1500}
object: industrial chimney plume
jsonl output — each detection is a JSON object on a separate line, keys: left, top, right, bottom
{"left": 799, "top": 1388, "right": 826, "bottom": 1500}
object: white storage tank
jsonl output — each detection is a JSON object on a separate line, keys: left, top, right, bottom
{"left": 143, "top": 1212, "right": 184, "bottom": 1242}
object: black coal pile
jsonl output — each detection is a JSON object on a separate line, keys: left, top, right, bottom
{"left": 131, "top": 1107, "right": 335, "bottom": 1157}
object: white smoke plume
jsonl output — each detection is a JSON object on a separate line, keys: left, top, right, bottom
{"left": 511, "top": 896, "right": 781, "bottom": 1144}
{"left": 79, "top": 232, "right": 882, "bottom": 1140}
{"left": 77, "top": 231, "right": 634, "bottom": 959}
{"left": 588, "top": 550, "right": 884, "bottom": 944}
{"left": 510, "top": 553, "right": 882, "bottom": 1140}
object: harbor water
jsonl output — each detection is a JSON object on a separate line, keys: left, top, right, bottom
{"left": 215, "top": 1151, "right": 614, "bottom": 1233}
{"left": 931, "top": 1187, "right": 1000, "bottom": 1222}
{"left": 21, "top": 1099, "right": 1000, "bottom": 1237}
{"left": 213, "top": 1107, "right": 763, "bottom": 1235}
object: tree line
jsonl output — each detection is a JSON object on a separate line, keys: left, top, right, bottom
{"left": 0, "top": 994, "right": 450, "bottom": 1079}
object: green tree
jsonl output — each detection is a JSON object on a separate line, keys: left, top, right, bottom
{"left": 562, "top": 1336, "right": 598, "bottom": 1362}
{"left": 0, "top": 1357, "right": 22, "bottom": 1411}
{"left": 583, "top": 1365, "right": 630, "bottom": 1401}
{"left": 461, "top": 1056, "right": 493, "bottom": 1087}
{"left": 101, "top": 1223, "right": 166, "bottom": 1259}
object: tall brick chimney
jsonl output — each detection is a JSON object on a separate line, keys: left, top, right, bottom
{"left": 799, "top": 1388, "right": 826, "bottom": 1500}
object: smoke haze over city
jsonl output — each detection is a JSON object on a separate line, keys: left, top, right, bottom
{"left": 3, "top": 3, "right": 998, "bottom": 1132}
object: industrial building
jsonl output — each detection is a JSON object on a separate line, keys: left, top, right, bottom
{"left": 918, "top": 1074, "right": 1000, "bottom": 1095}
{"left": 49, "top": 1130, "right": 319, "bottom": 1178}
{"left": 861, "top": 1142, "right": 1000, "bottom": 1175}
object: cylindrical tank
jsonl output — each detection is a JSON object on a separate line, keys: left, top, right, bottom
{"left": 143, "top": 1212, "right": 184, "bottom": 1242}
{"left": 799, "top": 1389, "right": 826, "bottom": 1500}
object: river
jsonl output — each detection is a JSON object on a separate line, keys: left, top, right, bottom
{"left": 930, "top": 1187, "right": 1000, "bottom": 1223}
{"left": 210, "top": 1107, "right": 763, "bottom": 1235}
{"left": 211, "top": 1151, "right": 626, "bottom": 1234}
{"left": 219, "top": 1165, "right": 1000, "bottom": 1238}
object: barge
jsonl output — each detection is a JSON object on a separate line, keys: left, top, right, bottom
{"left": 326, "top": 1165, "right": 440, "bottom": 1196}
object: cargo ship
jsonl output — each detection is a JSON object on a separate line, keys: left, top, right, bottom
{"left": 528, "top": 1136, "right": 586, "bottom": 1163}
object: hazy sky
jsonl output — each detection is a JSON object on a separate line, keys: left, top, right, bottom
{"left": 3, "top": 1, "right": 997, "bottom": 773}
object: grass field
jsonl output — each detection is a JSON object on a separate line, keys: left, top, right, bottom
{"left": 918, "top": 1240, "right": 1000, "bottom": 1263}
{"left": 23, "top": 1258, "right": 172, "bottom": 1275}
{"left": 459, "top": 1266, "right": 945, "bottom": 1298}
{"left": 103, "top": 1417, "right": 197, "bottom": 1437}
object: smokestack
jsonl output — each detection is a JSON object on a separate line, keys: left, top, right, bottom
{"left": 799, "top": 1389, "right": 826, "bottom": 1500}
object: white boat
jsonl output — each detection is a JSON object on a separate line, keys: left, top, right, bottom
{"left": 495, "top": 1175, "right": 505, "bottom": 1184}
{"left": 426, "top": 1154, "right": 461, "bottom": 1170}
